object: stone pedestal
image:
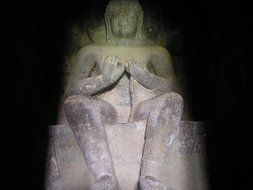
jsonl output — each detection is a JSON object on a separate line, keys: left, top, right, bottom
{"left": 45, "top": 121, "right": 208, "bottom": 190}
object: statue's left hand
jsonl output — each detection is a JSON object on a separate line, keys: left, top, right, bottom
{"left": 127, "top": 58, "right": 150, "bottom": 80}
{"left": 126, "top": 58, "right": 171, "bottom": 91}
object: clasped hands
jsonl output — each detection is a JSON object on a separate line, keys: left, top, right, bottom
{"left": 102, "top": 55, "right": 148, "bottom": 83}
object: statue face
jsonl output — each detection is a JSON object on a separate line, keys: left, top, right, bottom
{"left": 110, "top": 10, "right": 138, "bottom": 39}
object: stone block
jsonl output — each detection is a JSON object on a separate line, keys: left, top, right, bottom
{"left": 45, "top": 121, "right": 208, "bottom": 190}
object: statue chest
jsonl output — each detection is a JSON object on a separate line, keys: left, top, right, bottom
{"left": 96, "top": 47, "right": 150, "bottom": 71}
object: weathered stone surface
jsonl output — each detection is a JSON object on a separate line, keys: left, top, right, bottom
{"left": 45, "top": 124, "right": 94, "bottom": 190}
{"left": 45, "top": 121, "right": 208, "bottom": 190}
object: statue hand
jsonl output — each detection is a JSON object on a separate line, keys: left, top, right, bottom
{"left": 127, "top": 58, "right": 149, "bottom": 79}
{"left": 102, "top": 55, "right": 125, "bottom": 83}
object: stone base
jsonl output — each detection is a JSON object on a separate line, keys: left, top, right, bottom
{"left": 45, "top": 121, "right": 208, "bottom": 190}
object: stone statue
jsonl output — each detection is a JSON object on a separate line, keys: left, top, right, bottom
{"left": 63, "top": 0, "right": 184, "bottom": 189}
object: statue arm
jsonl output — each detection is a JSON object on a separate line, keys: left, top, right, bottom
{"left": 67, "top": 76, "right": 112, "bottom": 97}
{"left": 129, "top": 47, "right": 178, "bottom": 94}
{"left": 65, "top": 47, "right": 122, "bottom": 97}
{"left": 149, "top": 47, "right": 178, "bottom": 93}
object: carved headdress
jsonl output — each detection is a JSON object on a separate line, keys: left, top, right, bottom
{"left": 105, "top": 0, "right": 143, "bottom": 42}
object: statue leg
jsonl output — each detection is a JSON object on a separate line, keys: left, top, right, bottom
{"left": 132, "top": 92, "right": 183, "bottom": 190}
{"left": 64, "top": 95, "right": 120, "bottom": 190}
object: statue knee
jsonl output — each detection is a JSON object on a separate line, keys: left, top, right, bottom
{"left": 153, "top": 92, "right": 184, "bottom": 118}
{"left": 161, "top": 92, "right": 183, "bottom": 107}
{"left": 64, "top": 95, "right": 95, "bottom": 116}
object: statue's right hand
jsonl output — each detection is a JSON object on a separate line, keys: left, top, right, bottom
{"left": 102, "top": 55, "right": 125, "bottom": 83}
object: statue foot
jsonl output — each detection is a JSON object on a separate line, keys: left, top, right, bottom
{"left": 89, "top": 175, "right": 121, "bottom": 190}
{"left": 140, "top": 176, "right": 171, "bottom": 190}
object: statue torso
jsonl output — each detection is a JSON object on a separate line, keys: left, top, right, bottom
{"left": 88, "top": 44, "right": 161, "bottom": 123}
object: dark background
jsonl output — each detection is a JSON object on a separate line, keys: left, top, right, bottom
{"left": 2, "top": 0, "right": 251, "bottom": 189}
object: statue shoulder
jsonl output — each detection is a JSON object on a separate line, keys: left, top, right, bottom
{"left": 77, "top": 44, "right": 101, "bottom": 56}
{"left": 149, "top": 46, "right": 172, "bottom": 60}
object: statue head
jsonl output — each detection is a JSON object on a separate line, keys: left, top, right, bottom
{"left": 105, "top": 0, "right": 143, "bottom": 44}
